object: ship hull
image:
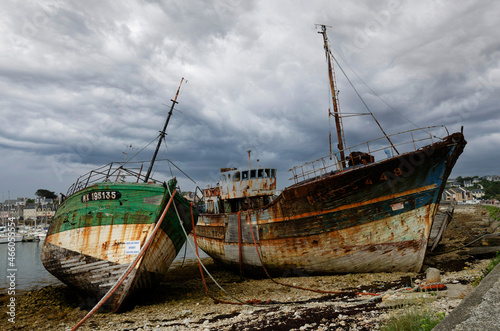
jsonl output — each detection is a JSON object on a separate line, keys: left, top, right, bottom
{"left": 195, "top": 132, "right": 466, "bottom": 276}
{"left": 41, "top": 180, "right": 195, "bottom": 311}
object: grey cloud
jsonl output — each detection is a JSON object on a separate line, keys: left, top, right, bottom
{"left": 1, "top": 0, "right": 499, "bottom": 198}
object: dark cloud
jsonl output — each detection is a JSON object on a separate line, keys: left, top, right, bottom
{"left": 1, "top": 0, "right": 499, "bottom": 198}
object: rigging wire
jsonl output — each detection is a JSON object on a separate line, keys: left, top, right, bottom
{"left": 153, "top": 136, "right": 169, "bottom": 179}
{"left": 330, "top": 45, "right": 432, "bottom": 136}
{"left": 328, "top": 49, "right": 399, "bottom": 155}
{"left": 122, "top": 79, "right": 189, "bottom": 179}
{"left": 166, "top": 184, "right": 247, "bottom": 305}
{"left": 161, "top": 136, "right": 198, "bottom": 184}
{"left": 120, "top": 136, "right": 158, "bottom": 165}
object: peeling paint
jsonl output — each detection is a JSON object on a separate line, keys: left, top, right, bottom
{"left": 195, "top": 132, "right": 466, "bottom": 276}
{"left": 41, "top": 179, "right": 198, "bottom": 311}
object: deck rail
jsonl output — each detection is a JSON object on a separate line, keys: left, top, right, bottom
{"left": 65, "top": 161, "right": 162, "bottom": 197}
{"left": 289, "top": 126, "right": 449, "bottom": 184}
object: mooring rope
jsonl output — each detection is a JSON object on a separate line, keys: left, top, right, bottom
{"left": 163, "top": 195, "right": 448, "bottom": 308}
{"left": 165, "top": 184, "right": 248, "bottom": 305}
{"left": 238, "top": 210, "right": 244, "bottom": 278}
{"left": 190, "top": 202, "right": 210, "bottom": 295}
{"left": 244, "top": 211, "right": 448, "bottom": 298}
{"left": 244, "top": 210, "right": 349, "bottom": 295}
{"left": 189, "top": 203, "right": 270, "bottom": 305}
{"left": 70, "top": 188, "right": 178, "bottom": 331}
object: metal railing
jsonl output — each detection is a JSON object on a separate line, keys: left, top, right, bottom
{"left": 289, "top": 125, "right": 450, "bottom": 184}
{"left": 65, "top": 161, "right": 164, "bottom": 197}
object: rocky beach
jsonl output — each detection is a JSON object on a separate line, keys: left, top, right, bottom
{"left": 1, "top": 205, "right": 498, "bottom": 331}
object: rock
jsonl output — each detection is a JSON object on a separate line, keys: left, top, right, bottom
{"left": 381, "top": 294, "right": 391, "bottom": 302}
{"left": 487, "top": 221, "right": 499, "bottom": 233}
{"left": 378, "top": 292, "right": 437, "bottom": 308}
{"left": 426, "top": 267, "right": 441, "bottom": 284}
{"left": 436, "top": 284, "right": 473, "bottom": 299}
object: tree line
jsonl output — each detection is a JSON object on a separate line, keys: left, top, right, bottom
{"left": 454, "top": 176, "right": 500, "bottom": 199}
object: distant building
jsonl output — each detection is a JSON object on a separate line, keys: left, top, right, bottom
{"left": 471, "top": 189, "right": 485, "bottom": 199}
{"left": 442, "top": 187, "right": 474, "bottom": 203}
{"left": 464, "top": 180, "right": 473, "bottom": 188}
{"left": 483, "top": 175, "right": 500, "bottom": 182}
{"left": 35, "top": 197, "right": 54, "bottom": 204}
{"left": 23, "top": 203, "right": 56, "bottom": 224}
{"left": 1, "top": 200, "right": 21, "bottom": 221}
{"left": 15, "top": 198, "right": 26, "bottom": 206}
{"left": 0, "top": 205, "right": 9, "bottom": 221}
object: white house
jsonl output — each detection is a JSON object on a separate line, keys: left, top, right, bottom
{"left": 471, "top": 189, "right": 485, "bottom": 199}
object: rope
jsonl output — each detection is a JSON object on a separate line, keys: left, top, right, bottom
{"left": 244, "top": 211, "right": 349, "bottom": 295}
{"left": 189, "top": 203, "right": 268, "bottom": 305}
{"left": 428, "top": 211, "right": 499, "bottom": 256}
{"left": 192, "top": 204, "right": 449, "bottom": 305}
{"left": 429, "top": 232, "right": 500, "bottom": 256}
{"left": 330, "top": 44, "right": 428, "bottom": 135}
{"left": 243, "top": 211, "right": 450, "bottom": 299}
{"left": 190, "top": 202, "right": 211, "bottom": 295}
{"left": 238, "top": 210, "right": 243, "bottom": 278}
{"left": 165, "top": 184, "right": 247, "bottom": 305}
{"left": 70, "top": 188, "right": 178, "bottom": 330}
{"left": 328, "top": 49, "right": 399, "bottom": 155}
{"left": 180, "top": 234, "right": 188, "bottom": 268}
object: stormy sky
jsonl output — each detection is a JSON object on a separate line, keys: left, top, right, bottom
{"left": 1, "top": 0, "right": 499, "bottom": 199}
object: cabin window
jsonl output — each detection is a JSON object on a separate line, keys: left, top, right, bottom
{"left": 242, "top": 171, "right": 249, "bottom": 180}
{"left": 250, "top": 170, "right": 256, "bottom": 179}
{"left": 221, "top": 174, "right": 227, "bottom": 182}
{"left": 258, "top": 169, "right": 264, "bottom": 178}
{"left": 233, "top": 172, "right": 240, "bottom": 182}
{"left": 271, "top": 169, "right": 276, "bottom": 178}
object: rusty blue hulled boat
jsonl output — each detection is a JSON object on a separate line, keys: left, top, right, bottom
{"left": 192, "top": 26, "right": 466, "bottom": 277}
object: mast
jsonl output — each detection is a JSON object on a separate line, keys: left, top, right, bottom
{"left": 318, "top": 25, "right": 347, "bottom": 169}
{"left": 144, "top": 77, "right": 184, "bottom": 183}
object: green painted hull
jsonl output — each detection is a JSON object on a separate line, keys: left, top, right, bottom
{"left": 41, "top": 178, "right": 197, "bottom": 311}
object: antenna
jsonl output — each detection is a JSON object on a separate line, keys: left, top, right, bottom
{"left": 247, "top": 150, "right": 252, "bottom": 168}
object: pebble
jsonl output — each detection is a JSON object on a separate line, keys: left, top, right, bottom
{"left": 6, "top": 244, "right": 493, "bottom": 330}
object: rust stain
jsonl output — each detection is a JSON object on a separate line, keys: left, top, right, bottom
{"left": 194, "top": 131, "right": 465, "bottom": 275}
{"left": 269, "top": 184, "right": 437, "bottom": 225}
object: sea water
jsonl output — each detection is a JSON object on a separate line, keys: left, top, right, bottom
{"left": 0, "top": 240, "right": 63, "bottom": 294}
{"left": 0, "top": 237, "right": 208, "bottom": 294}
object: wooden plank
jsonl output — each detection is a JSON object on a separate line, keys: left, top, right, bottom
{"left": 61, "top": 262, "right": 85, "bottom": 269}
{"left": 61, "top": 258, "right": 81, "bottom": 265}
{"left": 69, "top": 260, "right": 110, "bottom": 271}
{"left": 428, "top": 205, "right": 454, "bottom": 251}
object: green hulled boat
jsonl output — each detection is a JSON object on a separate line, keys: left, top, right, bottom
{"left": 41, "top": 79, "right": 198, "bottom": 312}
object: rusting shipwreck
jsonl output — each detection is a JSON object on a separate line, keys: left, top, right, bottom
{"left": 193, "top": 26, "right": 466, "bottom": 276}
{"left": 41, "top": 79, "right": 197, "bottom": 311}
